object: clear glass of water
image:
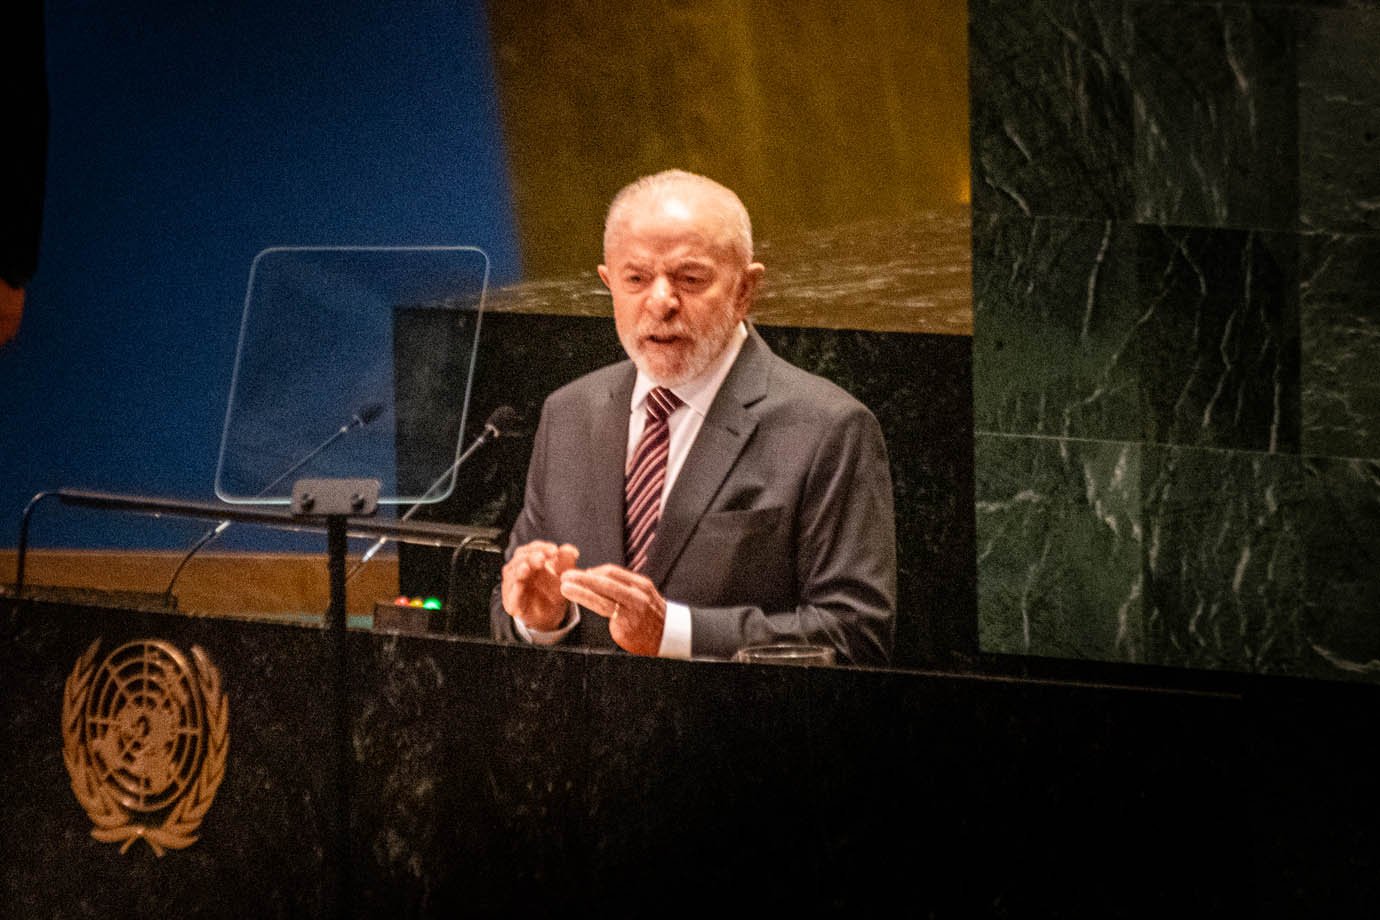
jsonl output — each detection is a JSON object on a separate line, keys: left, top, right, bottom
{"left": 732, "top": 643, "right": 836, "bottom": 666}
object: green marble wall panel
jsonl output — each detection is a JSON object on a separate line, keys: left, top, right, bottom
{"left": 1143, "top": 446, "right": 1305, "bottom": 675}
{"left": 1300, "top": 232, "right": 1380, "bottom": 458}
{"left": 1136, "top": 226, "right": 1299, "bottom": 452}
{"left": 969, "top": 0, "right": 1133, "bottom": 219}
{"left": 1131, "top": 3, "right": 1298, "bottom": 229}
{"left": 1126, "top": 1, "right": 1378, "bottom": 7}
{"left": 975, "top": 219, "right": 1301, "bottom": 452}
{"left": 1300, "top": 457, "right": 1380, "bottom": 679}
{"left": 973, "top": 214, "right": 1140, "bottom": 440}
{"left": 972, "top": 0, "right": 1380, "bottom": 685}
{"left": 976, "top": 433, "right": 1142, "bottom": 662}
{"left": 1299, "top": 6, "right": 1380, "bottom": 233}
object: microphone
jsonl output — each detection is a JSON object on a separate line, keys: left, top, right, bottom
{"left": 349, "top": 403, "right": 385, "bottom": 430}
{"left": 478, "top": 405, "right": 520, "bottom": 443}
{"left": 345, "top": 405, "right": 518, "bottom": 583}
{"left": 162, "top": 402, "right": 388, "bottom": 605}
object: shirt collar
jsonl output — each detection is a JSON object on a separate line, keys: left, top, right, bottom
{"left": 630, "top": 321, "right": 748, "bottom": 419}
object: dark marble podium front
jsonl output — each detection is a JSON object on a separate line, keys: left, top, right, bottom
{"left": 2, "top": 598, "right": 1375, "bottom": 918}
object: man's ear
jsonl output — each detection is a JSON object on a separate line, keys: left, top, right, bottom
{"left": 734, "top": 262, "right": 765, "bottom": 318}
{"left": 597, "top": 264, "right": 612, "bottom": 290}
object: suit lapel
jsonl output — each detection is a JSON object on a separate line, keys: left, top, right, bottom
{"left": 574, "top": 367, "right": 634, "bottom": 650}
{"left": 642, "top": 329, "right": 770, "bottom": 585}
{"left": 585, "top": 366, "right": 636, "bottom": 568}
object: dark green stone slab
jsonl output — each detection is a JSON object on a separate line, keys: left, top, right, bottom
{"left": 1142, "top": 445, "right": 1306, "bottom": 675}
{"left": 973, "top": 214, "right": 1140, "bottom": 440}
{"left": 1300, "top": 456, "right": 1380, "bottom": 680}
{"left": 976, "top": 433, "right": 1143, "bottom": 662}
{"left": 1135, "top": 225, "right": 1300, "bottom": 452}
{"left": 969, "top": 0, "right": 1133, "bottom": 219}
{"left": 1126, "top": 0, "right": 1378, "bottom": 8}
{"left": 1300, "top": 232, "right": 1380, "bottom": 458}
{"left": 1299, "top": 5, "right": 1380, "bottom": 234}
{"left": 1131, "top": 2, "right": 1299, "bottom": 229}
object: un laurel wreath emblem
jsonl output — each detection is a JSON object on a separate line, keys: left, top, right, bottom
{"left": 62, "top": 639, "right": 229, "bottom": 856}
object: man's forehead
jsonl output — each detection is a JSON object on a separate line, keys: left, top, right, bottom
{"left": 626, "top": 179, "right": 733, "bottom": 221}
{"left": 607, "top": 232, "right": 719, "bottom": 262}
{"left": 607, "top": 193, "right": 737, "bottom": 258}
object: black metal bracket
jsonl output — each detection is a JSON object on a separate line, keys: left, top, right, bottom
{"left": 291, "top": 478, "right": 380, "bottom": 518}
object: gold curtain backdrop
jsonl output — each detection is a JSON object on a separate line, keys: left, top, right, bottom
{"left": 484, "top": 0, "right": 971, "bottom": 335}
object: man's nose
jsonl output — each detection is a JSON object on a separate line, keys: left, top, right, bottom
{"left": 646, "top": 276, "right": 678, "bottom": 316}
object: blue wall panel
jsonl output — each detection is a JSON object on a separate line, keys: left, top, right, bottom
{"left": 1, "top": 0, "right": 519, "bottom": 549}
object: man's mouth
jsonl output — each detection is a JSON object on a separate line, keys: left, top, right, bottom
{"left": 644, "top": 333, "right": 683, "bottom": 346}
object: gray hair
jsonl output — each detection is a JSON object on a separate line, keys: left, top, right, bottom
{"left": 603, "top": 169, "right": 754, "bottom": 264}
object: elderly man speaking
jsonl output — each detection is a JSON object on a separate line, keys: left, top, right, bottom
{"left": 491, "top": 170, "right": 896, "bottom": 666}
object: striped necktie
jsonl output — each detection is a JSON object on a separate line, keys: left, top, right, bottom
{"left": 624, "top": 386, "right": 683, "bottom": 573}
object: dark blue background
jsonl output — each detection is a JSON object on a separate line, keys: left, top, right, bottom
{"left": 1, "top": 0, "right": 519, "bottom": 549}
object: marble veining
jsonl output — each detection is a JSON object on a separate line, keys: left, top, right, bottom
{"left": 1131, "top": 2, "right": 1298, "bottom": 229}
{"left": 1135, "top": 225, "right": 1299, "bottom": 452}
{"left": 1143, "top": 446, "right": 1305, "bottom": 675}
{"left": 976, "top": 218, "right": 1302, "bottom": 453}
{"left": 1300, "top": 457, "right": 1380, "bottom": 679}
{"left": 972, "top": 0, "right": 1380, "bottom": 685}
{"left": 976, "top": 433, "right": 1143, "bottom": 662}
{"left": 974, "top": 214, "right": 1140, "bottom": 441}
{"left": 1298, "top": 6, "right": 1380, "bottom": 233}
{"left": 1300, "top": 232, "right": 1380, "bottom": 459}
{"left": 483, "top": 210, "right": 973, "bottom": 336}
{"left": 970, "top": 0, "right": 1134, "bottom": 219}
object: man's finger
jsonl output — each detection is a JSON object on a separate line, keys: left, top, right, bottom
{"left": 558, "top": 578, "right": 619, "bottom": 619}
{"left": 563, "top": 563, "right": 655, "bottom": 594}
{"left": 544, "top": 543, "right": 580, "bottom": 576}
{"left": 583, "top": 563, "right": 650, "bottom": 587}
{"left": 560, "top": 569, "right": 630, "bottom": 605}
{"left": 559, "top": 567, "right": 656, "bottom": 618}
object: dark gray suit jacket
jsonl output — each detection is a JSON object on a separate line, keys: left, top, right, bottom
{"left": 490, "top": 327, "right": 896, "bottom": 665}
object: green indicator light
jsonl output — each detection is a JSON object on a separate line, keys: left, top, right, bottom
{"left": 423, "top": 597, "right": 443, "bottom": 610}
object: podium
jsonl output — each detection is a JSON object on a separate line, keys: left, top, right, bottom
{"left": 5, "top": 595, "right": 1377, "bottom": 916}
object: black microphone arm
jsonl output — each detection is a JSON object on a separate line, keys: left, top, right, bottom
{"left": 163, "top": 402, "right": 387, "bottom": 604}
{"left": 263, "top": 401, "right": 385, "bottom": 496}
{"left": 11, "top": 488, "right": 501, "bottom": 602}
{"left": 344, "top": 405, "right": 518, "bottom": 584}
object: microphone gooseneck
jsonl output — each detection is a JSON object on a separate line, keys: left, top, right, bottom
{"left": 163, "top": 402, "right": 388, "bottom": 605}
{"left": 345, "top": 405, "right": 517, "bottom": 584}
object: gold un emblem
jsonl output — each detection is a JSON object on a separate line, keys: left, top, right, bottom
{"left": 62, "top": 639, "right": 229, "bottom": 856}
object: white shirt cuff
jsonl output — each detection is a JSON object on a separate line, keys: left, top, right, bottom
{"left": 514, "top": 604, "right": 581, "bottom": 646}
{"left": 657, "top": 601, "right": 692, "bottom": 659}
